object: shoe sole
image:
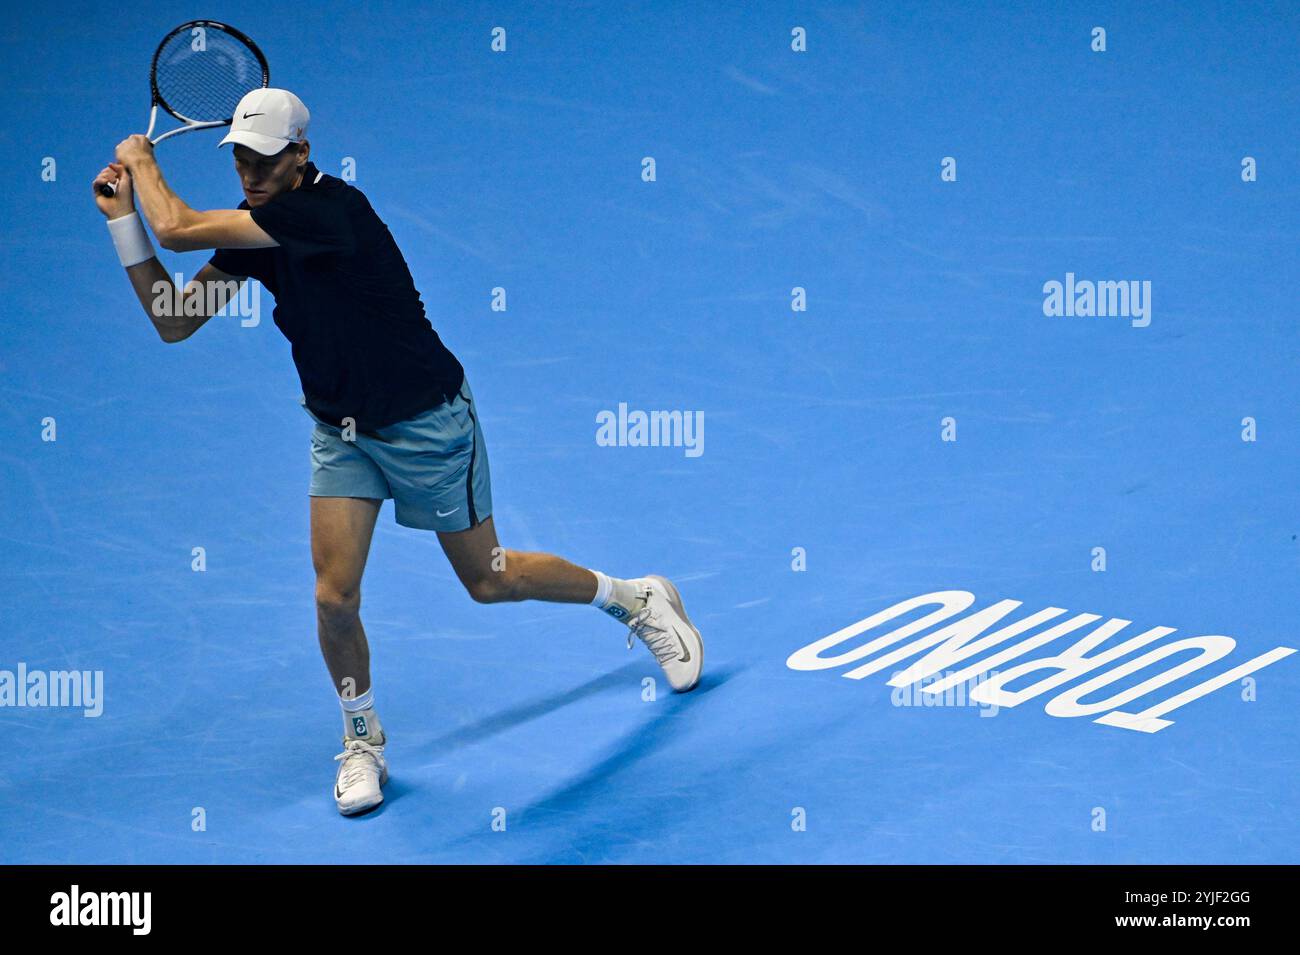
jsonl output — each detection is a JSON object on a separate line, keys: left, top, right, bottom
{"left": 338, "top": 793, "right": 384, "bottom": 816}
{"left": 646, "top": 574, "right": 704, "bottom": 692}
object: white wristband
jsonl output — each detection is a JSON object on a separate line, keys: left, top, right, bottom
{"left": 106, "top": 212, "right": 155, "bottom": 268}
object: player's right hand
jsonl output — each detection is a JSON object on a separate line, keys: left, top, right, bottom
{"left": 93, "top": 163, "right": 134, "bottom": 218}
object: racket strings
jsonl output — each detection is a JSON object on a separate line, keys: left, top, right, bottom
{"left": 154, "top": 28, "right": 265, "bottom": 123}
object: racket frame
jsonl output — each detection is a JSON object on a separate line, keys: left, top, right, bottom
{"left": 148, "top": 19, "right": 270, "bottom": 142}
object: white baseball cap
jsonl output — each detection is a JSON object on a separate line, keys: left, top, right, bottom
{"left": 218, "top": 88, "right": 311, "bottom": 155}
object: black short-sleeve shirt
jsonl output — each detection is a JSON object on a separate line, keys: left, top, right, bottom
{"left": 209, "top": 162, "right": 463, "bottom": 432}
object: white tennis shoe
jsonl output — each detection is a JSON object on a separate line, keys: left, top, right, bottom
{"left": 625, "top": 575, "right": 704, "bottom": 692}
{"left": 334, "top": 737, "right": 388, "bottom": 816}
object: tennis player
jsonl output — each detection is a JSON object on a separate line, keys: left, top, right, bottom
{"left": 93, "top": 88, "right": 704, "bottom": 816}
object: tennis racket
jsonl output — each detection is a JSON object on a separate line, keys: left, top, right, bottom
{"left": 99, "top": 19, "right": 269, "bottom": 197}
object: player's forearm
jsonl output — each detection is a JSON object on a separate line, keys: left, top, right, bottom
{"left": 123, "top": 258, "right": 200, "bottom": 343}
{"left": 128, "top": 156, "right": 198, "bottom": 246}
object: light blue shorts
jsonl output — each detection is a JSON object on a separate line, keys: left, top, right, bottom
{"left": 303, "top": 381, "right": 492, "bottom": 532}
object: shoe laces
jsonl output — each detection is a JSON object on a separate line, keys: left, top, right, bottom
{"left": 335, "top": 738, "right": 383, "bottom": 788}
{"left": 626, "top": 605, "right": 678, "bottom": 666}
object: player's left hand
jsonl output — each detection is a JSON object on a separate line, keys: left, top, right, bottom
{"left": 93, "top": 163, "right": 134, "bottom": 218}
{"left": 114, "top": 134, "right": 155, "bottom": 167}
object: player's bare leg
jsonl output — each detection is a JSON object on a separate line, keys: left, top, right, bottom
{"left": 437, "top": 516, "right": 704, "bottom": 691}
{"left": 311, "top": 495, "right": 388, "bottom": 815}
{"left": 436, "top": 515, "right": 597, "bottom": 604}
{"left": 312, "top": 496, "right": 381, "bottom": 695}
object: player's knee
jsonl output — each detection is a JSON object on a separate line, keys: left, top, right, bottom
{"left": 315, "top": 581, "right": 361, "bottom": 622}
{"left": 464, "top": 569, "right": 516, "bottom": 604}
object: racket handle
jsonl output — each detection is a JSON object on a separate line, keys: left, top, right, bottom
{"left": 99, "top": 180, "right": 119, "bottom": 198}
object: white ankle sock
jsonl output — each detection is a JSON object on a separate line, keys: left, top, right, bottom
{"left": 590, "top": 570, "right": 646, "bottom": 622}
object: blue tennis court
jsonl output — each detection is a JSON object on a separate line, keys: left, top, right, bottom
{"left": 2, "top": 0, "right": 1296, "bottom": 863}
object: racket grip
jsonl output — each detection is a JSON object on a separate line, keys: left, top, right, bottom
{"left": 99, "top": 181, "right": 119, "bottom": 198}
